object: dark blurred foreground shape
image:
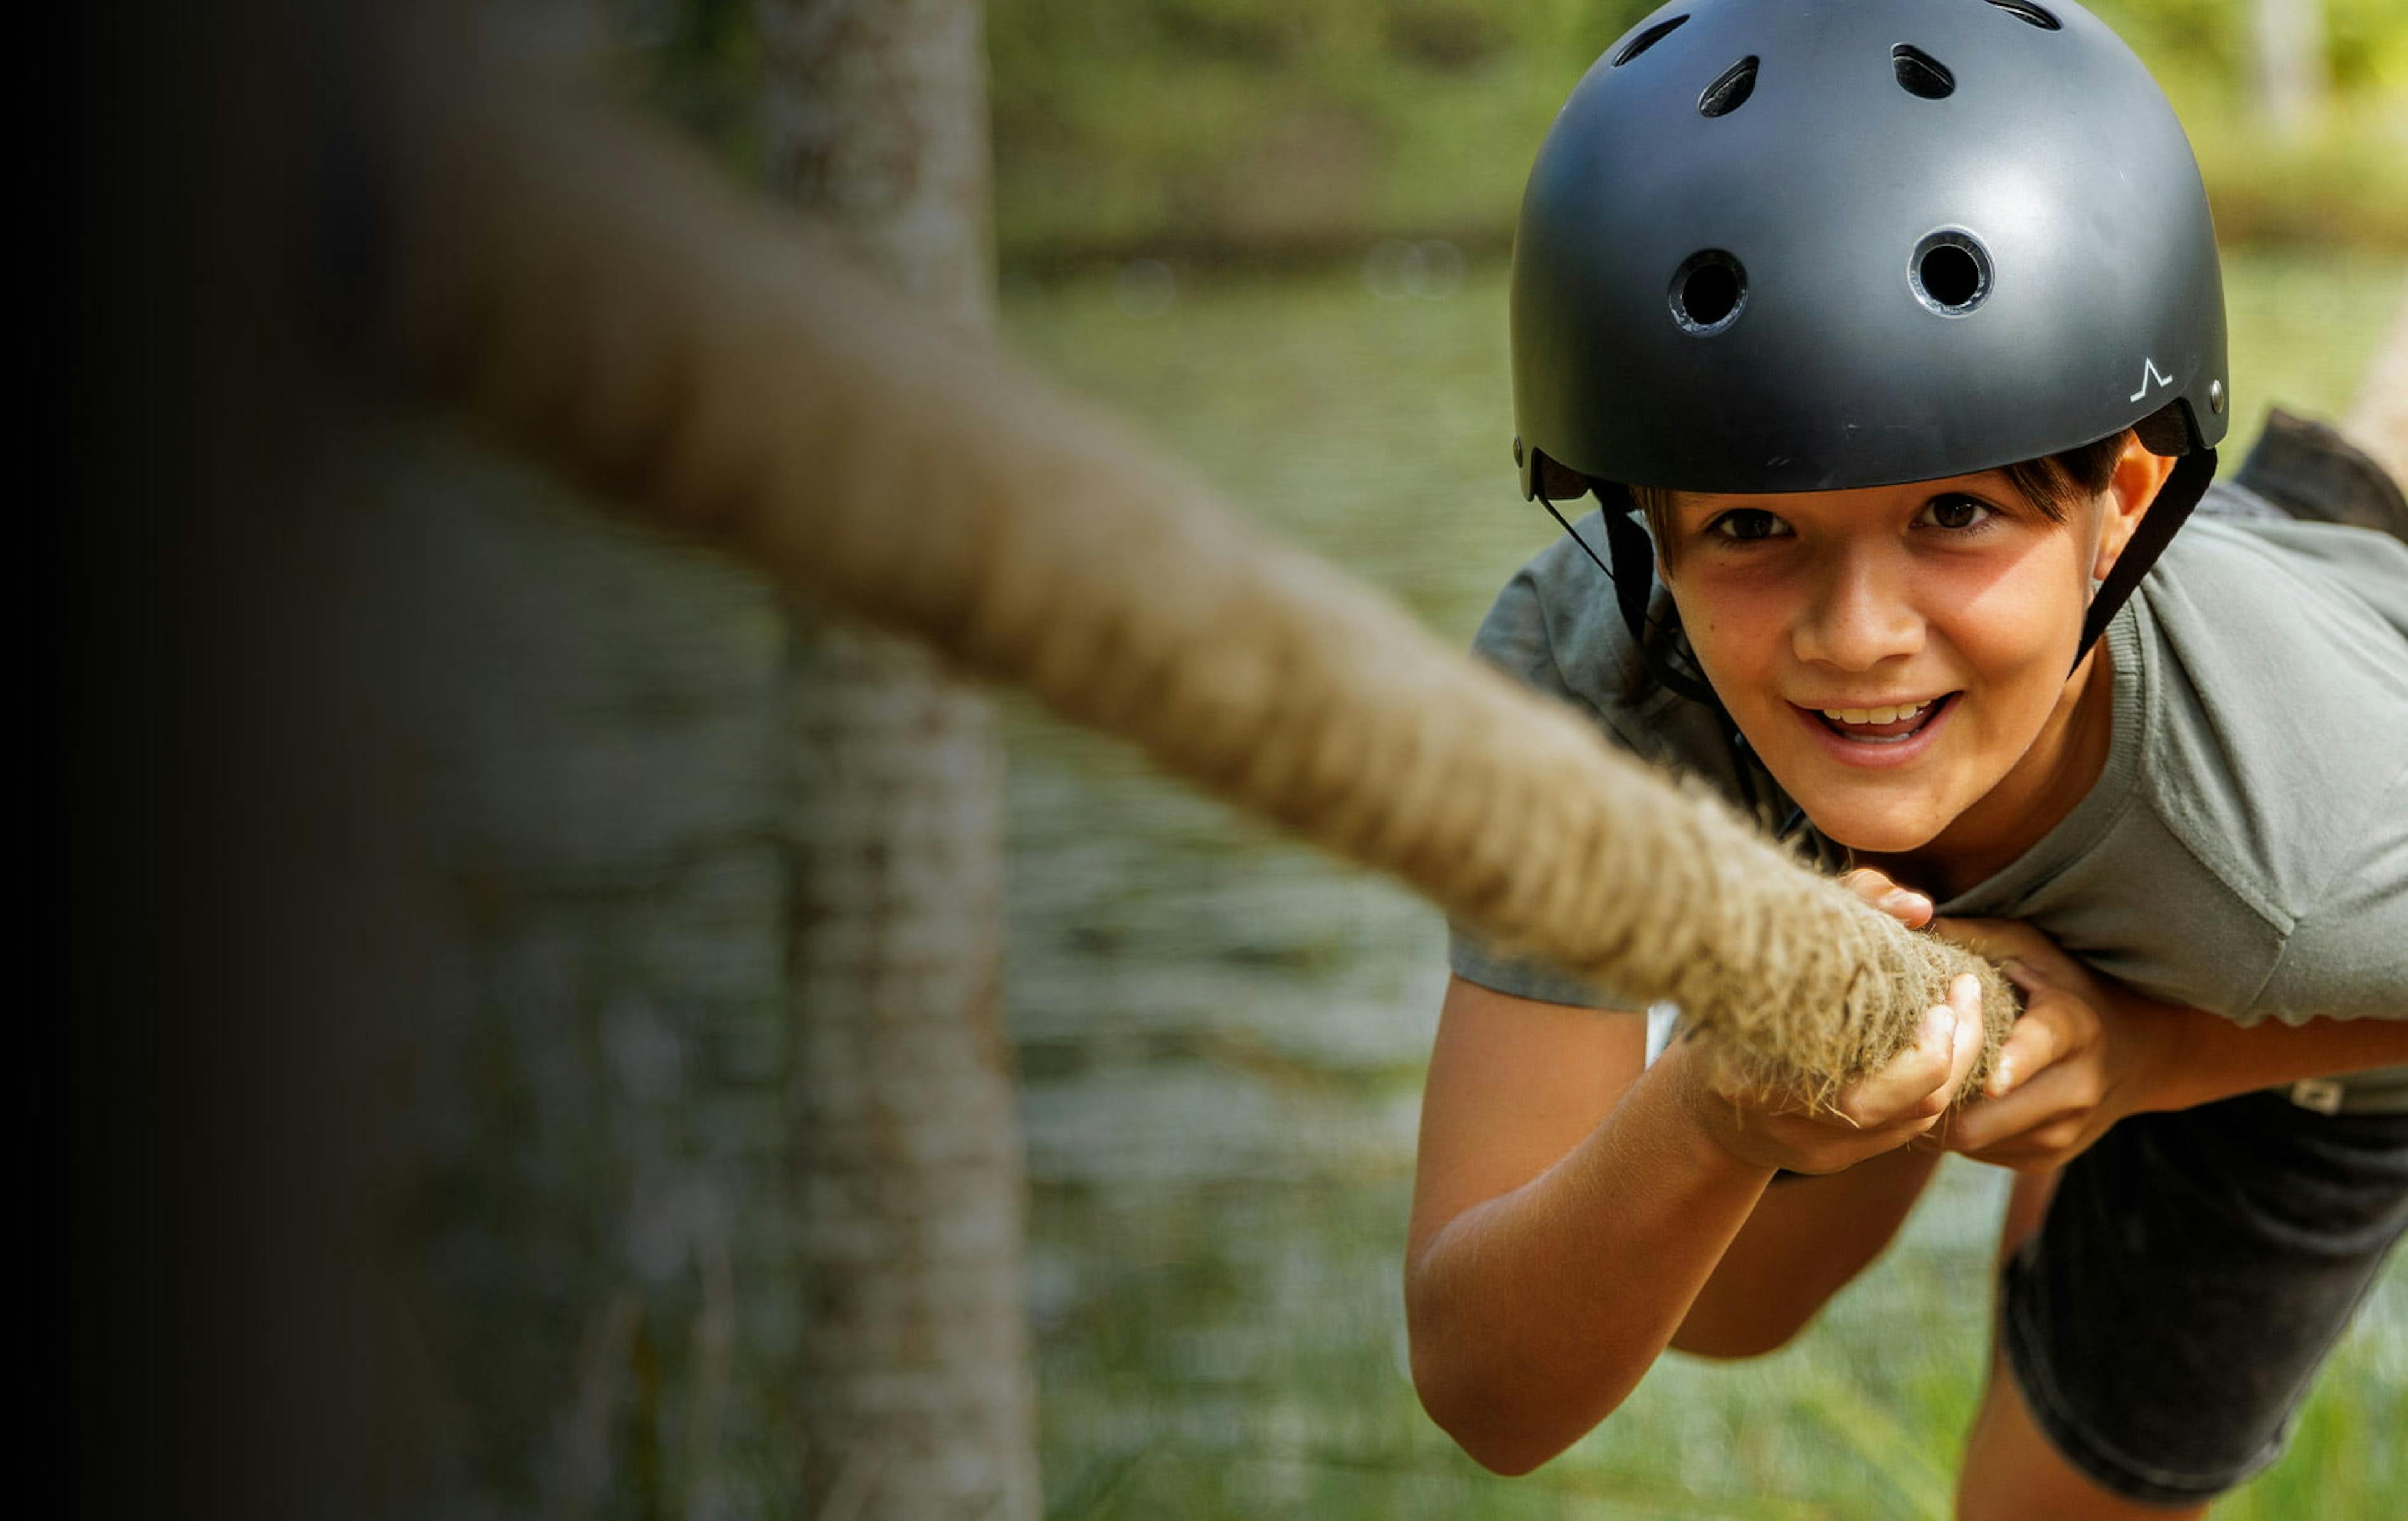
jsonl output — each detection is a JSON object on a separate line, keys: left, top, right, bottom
{"left": 68, "top": 0, "right": 1037, "bottom": 1514}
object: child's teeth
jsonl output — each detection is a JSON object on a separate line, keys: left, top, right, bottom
{"left": 1822, "top": 701, "right": 1927, "bottom": 726}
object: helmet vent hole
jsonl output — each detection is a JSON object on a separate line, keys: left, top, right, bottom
{"left": 1911, "top": 231, "right": 1992, "bottom": 315}
{"left": 1981, "top": 0, "right": 2062, "bottom": 30}
{"left": 1670, "top": 250, "right": 1747, "bottom": 334}
{"left": 1698, "top": 56, "right": 1759, "bottom": 117}
{"left": 1612, "top": 14, "right": 1689, "bottom": 68}
{"left": 1891, "top": 45, "right": 1955, "bottom": 99}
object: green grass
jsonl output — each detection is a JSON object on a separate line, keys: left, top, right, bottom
{"left": 998, "top": 247, "right": 2408, "bottom": 1518}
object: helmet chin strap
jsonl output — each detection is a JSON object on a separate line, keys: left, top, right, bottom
{"left": 1533, "top": 481, "right": 1723, "bottom": 706}
{"left": 1534, "top": 479, "right": 1838, "bottom": 852}
{"left": 2073, "top": 447, "right": 2217, "bottom": 670}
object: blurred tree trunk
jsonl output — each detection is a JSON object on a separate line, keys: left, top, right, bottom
{"left": 2253, "top": 0, "right": 2328, "bottom": 140}
{"left": 753, "top": 3, "right": 1038, "bottom": 1518}
{"left": 327, "top": 0, "right": 1030, "bottom": 1514}
{"left": 74, "top": 0, "right": 1032, "bottom": 1515}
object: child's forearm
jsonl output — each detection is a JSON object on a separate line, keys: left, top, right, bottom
{"left": 1404, "top": 1037, "right": 1772, "bottom": 1474}
{"left": 2145, "top": 1001, "right": 2408, "bottom": 1114}
{"left": 1669, "top": 1144, "right": 1940, "bottom": 1359}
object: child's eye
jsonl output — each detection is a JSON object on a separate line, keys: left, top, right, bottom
{"left": 1706, "top": 508, "right": 1792, "bottom": 542}
{"left": 1916, "top": 494, "right": 1999, "bottom": 532}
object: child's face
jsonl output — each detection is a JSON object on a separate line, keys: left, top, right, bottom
{"left": 1658, "top": 450, "right": 2158, "bottom": 858}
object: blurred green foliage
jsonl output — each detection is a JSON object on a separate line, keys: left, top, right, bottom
{"left": 985, "top": 0, "right": 2408, "bottom": 266}
{"left": 614, "top": 1, "right": 2408, "bottom": 263}
{"left": 2093, "top": 0, "right": 2407, "bottom": 93}
{"left": 986, "top": 0, "right": 1660, "bottom": 264}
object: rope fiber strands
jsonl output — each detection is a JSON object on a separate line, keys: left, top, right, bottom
{"left": 379, "top": 80, "right": 2018, "bottom": 1101}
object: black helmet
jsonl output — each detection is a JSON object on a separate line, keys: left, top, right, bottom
{"left": 1510, "top": 0, "right": 2226, "bottom": 669}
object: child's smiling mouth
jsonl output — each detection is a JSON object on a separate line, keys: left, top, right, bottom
{"left": 1788, "top": 692, "right": 1962, "bottom": 763}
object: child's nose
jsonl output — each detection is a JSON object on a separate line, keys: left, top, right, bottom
{"left": 1793, "top": 551, "right": 1924, "bottom": 672}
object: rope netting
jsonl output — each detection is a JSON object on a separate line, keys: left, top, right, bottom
{"left": 376, "top": 79, "right": 2408, "bottom": 1101}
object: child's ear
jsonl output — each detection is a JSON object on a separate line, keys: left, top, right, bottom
{"left": 2091, "top": 435, "right": 2179, "bottom": 583}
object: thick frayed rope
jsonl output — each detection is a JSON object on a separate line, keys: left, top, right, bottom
{"left": 376, "top": 81, "right": 2017, "bottom": 1100}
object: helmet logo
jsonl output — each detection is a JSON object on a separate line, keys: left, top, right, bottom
{"left": 2129, "top": 357, "right": 2174, "bottom": 403}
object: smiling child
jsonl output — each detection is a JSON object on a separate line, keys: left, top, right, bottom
{"left": 1405, "top": 3, "right": 2408, "bottom": 1515}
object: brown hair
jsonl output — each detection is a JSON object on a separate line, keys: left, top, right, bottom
{"left": 1622, "top": 430, "right": 2133, "bottom": 561}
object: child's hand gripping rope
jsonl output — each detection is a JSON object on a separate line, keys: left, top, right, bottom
{"left": 1719, "top": 869, "right": 2189, "bottom": 1176}
{"left": 1672, "top": 867, "right": 1986, "bottom": 1175}
{"left": 1928, "top": 916, "right": 2189, "bottom": 1172}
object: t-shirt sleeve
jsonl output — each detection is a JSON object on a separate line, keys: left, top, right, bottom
{"left": 2239, "top": 526, "right": 2408, "bottom": 1024}
{"left": 2249, "top": 760, "right": 2408, "bottom": 1025}
{"left": 1444, "top": 568, "right": 1642, "bottom": 1010}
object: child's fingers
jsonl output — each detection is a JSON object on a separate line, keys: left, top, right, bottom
{"left": 1838, "top": 867, "right": 1933, "bottom": 928}
{"left": 1951, "top": 1064, "right": 2088, "bottom": 1154}
{"left": 1983, "top": 989, "right": 2093, "bottom": 1099}
{"left": 1867, "top": 975, "right": 1985, "bottom": 1128}
{"left": 1837, "top": 867, "right": 1893, "bottom": 898}
{"left": 1834, "top": 1001, "right": 1959, "bottom": 1127}
{"left": 1941, "top": 919, "right": 2088, "bottom": 995}
{"left": 1909, "top": 975, "right": 1984, "bottom": 1120}
{"left": 1939, "top": 973, "right": 1984, "bottom": 1102}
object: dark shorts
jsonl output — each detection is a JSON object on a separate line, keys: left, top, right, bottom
{"left": 1997, "top": 1090, "right": 2408, "bottom": 1506}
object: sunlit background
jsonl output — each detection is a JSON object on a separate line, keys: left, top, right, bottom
{"left": 625, "top": 4, "right": 2408, "bottom": 1515}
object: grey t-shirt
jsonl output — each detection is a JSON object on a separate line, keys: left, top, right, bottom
{"left": 1449, "top": 494, "right": 2408, "bottom": 1114}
